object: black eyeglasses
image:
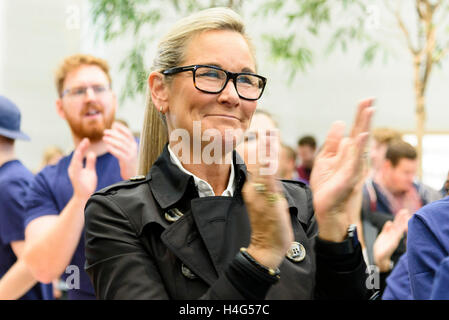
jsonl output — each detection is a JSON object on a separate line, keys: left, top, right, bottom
{"left": 161, "top": 65, "right": 267, "bottom": 101}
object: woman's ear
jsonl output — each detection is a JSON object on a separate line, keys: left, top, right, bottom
{"left": 148, "top": 71, "right": 169, "bottom": 113}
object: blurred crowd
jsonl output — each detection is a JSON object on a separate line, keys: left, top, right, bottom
{"left": 1, "top": 50, "right": 448, "bottom": 300}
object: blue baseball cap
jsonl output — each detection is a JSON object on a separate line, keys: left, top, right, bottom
{"left": 0, "top": 95, "right": 30, "bottom": 141}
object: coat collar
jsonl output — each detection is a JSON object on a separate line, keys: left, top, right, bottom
{"left": 149, "top": 144, "right": 248, "bottom": 210}
{"left": 147, "top": 144, "right": 305, "bottom": 225}
{"left": 148, "top": 144, "right": 304, "bottom": 223}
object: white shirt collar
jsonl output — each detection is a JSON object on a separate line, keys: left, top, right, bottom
{"left": 167, "top": 145, "right": 235, "bottom": 197}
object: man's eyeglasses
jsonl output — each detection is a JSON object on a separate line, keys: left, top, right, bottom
{"left": 61, "top": 84, "right": 110, "bottom": 99}
{"left": 161, "top": 65, "right": 267, "bottom": 101}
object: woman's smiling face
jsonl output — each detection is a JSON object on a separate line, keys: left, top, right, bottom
{"left": 165, "top": 29, "right": 259, "bottom": 152}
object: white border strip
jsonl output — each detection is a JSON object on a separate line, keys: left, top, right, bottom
{"left": 0, "top": 0, "right": 5, "bottom": 91}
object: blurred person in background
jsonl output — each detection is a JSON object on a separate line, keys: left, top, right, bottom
{"left": 35, "top": 142, "right": 66, "bottom": 299}
{"left": 35, "top": 146, "right": 65, "bottom": 173}
{"left": 20, "top": 54, "right": 139, "bottom": 300}
{"left": 279, "top": 144, "right": 302, "bottom": 181}
{"left": 440, "top": 170, "right": 449, "bottom": 197}
{"left": 384, "top": 171, "right": 449, "bottom": 299}
{"left": 236, "top": 109, "right": 278, "bottom": 175}
{"left": 368, "top": 127, "right": 402, "bottom": 182}
{"left": 361, "top": 140, "right": 440, "bottom": 295}
{"left": 115, "top": 118, "right": 141, "bottom": 140}
{"left": 41, "top": 146, "right": 64, "bottom": 167}
{"left": 0, "top": 96, "right": 52, "bottom": 300}
{"left": 345, "top": 132, "right": 414, "bottom": 298}
{"left": 296, "top": 135, "right": 316, "bottom": 184}
{"left": 235, "top": 110, "right": 301, "bottom": 182}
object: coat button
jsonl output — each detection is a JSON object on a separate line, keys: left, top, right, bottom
{"left": 286, "top": 241, "right": 306, "bottom": 262}
{"left": 181, "top": 263, "right": 197, "bottom": 280}
{"left": 164, "top": 208, "right": 183, "bottom": 222}
{"left": 130, "top": 175, "right": 146, "bottom": 181}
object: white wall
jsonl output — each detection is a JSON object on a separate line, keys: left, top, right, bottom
{"left": 1, "top": 1, "right": 448, "bottom": 189}
{"left": 1, "top": 0, "right": 83, "bottom": 172}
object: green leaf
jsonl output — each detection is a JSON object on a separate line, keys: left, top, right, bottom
{"left": 361, "top": 43, "right": 379, "bottom": 66}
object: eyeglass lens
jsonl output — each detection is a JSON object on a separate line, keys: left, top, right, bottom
{"left": 64, "top": 85, "right": 109, "bottom": 98}
{"left": 194, "top": 66, "right": 263, "bottom": 99}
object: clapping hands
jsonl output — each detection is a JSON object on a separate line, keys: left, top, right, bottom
{"left": 373, "top": 208, "right": 412, "bottom": 272}
{"left": 68, "top": 138, "right": 98, "bottom": 201}
{"left": 68, "top": 121, "right": 139, "bottom": 203}
{"left": 242, "top": 129, "right": 293, "bottom": 269}
{"left": 310, "top": 98, "right": 375, "bottom": 242}
{"left": 103, "top": 121, "right": 138, "bottom": 180}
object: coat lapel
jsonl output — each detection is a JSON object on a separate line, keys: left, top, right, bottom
{"left": 160, "top": 195, "right": 251, "bottom": 285}
{"left": 161, "top": 210, "right": 219, "bottom": 285}
{"left": 190, "top": 196, "right": 251, "bottom": 275}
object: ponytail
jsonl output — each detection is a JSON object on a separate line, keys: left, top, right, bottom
{"left": 137, "top": 87, "right": 168, "bottom": 175}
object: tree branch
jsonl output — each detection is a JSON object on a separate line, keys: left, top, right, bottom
{"left": 385, "top": 0, "right": 419, "bottom": 54}
{"left": 416, "top": 0, "right": 424, "bottom": 19}
{"left": 421, "top": 0, "right": 437, "bottom": 94}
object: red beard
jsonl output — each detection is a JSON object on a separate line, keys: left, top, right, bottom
{"left": 66, "top": 102, "right": 115, "bottom": 142}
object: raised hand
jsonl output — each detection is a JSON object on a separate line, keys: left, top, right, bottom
{"left": 373, "top": 209, "right": 411, "bottom": 272}
{"left": 242, "top": 129, "right": 293, "bottom": 269}
{"left": 103, "top": 121, "right": 138, "bottom": 180}
{"left": 68, "top": 138, "right": 98, "bottom": 201}
{"left": 310, "top": 98, "right": 375, "bottom": 242}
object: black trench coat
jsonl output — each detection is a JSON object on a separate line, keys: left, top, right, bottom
{"left": 84, "top": 146, "right": 373, "bottom": 300}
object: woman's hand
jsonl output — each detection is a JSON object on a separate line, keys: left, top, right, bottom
{"left": 242, "top": 130, "right": 293, "bottom": 269}
{"left": 310, "top": 98, "right": 375, "bottom": 242}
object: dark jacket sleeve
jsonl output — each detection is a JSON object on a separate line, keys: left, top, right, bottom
{"left": 84, "top": 194, "right": 170, "bottom": 299}
{"left": 300, "top": 187, "right": 375, "bottom": 300}
{"left": 84, "top": 194, "right": 261, "bottom": 300}
{"left": 314, "top": 238, "right": 375, "bottom": 299}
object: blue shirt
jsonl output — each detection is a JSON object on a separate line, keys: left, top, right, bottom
{"left": 382, "top": 253, "right": 412, "bottom": 300}
{"left": 407, "top": 196, "right": 449, "bottom": 300}
{"left": 0, "top": 160, "right": 52, "bottom": 300}
{"left": 431, "top": 256, "right": 449, "bottom": 299}
{"left": 25, "top": 152, "right": 123, "bottom": 300}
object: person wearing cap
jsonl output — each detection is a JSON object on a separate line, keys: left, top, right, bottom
{"left": 21, "top": 54, "right": 139, "bottom": 300}
{"left": 0, "top": 96, "right": 52, "bottom": 299}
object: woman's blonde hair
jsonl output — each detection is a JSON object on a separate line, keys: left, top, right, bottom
{"left": 138, "top": 7, "right": 255, "bottom": 174}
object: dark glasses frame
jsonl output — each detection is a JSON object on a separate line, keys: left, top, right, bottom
{"left": 161, "top": 64, "right": 267, "bottom": 101}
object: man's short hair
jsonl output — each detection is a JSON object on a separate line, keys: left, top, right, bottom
{"left": 372, "top": 127, "right": 402, "bottom": 145}
{"left": 297, "top": 135, "right": 316, "bottom": 149}
{"left": 55, "top": 54, "right": 112, "bottom": 97}
{"left": 385, "top": 140, "right": 417, "bottom": 167}
{"left": 281, "top": 143, "right": 296, "bottom": 162}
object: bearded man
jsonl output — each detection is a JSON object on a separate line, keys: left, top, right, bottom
{"left": 21, "top": 54, "right": 138, "bottom": 300}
